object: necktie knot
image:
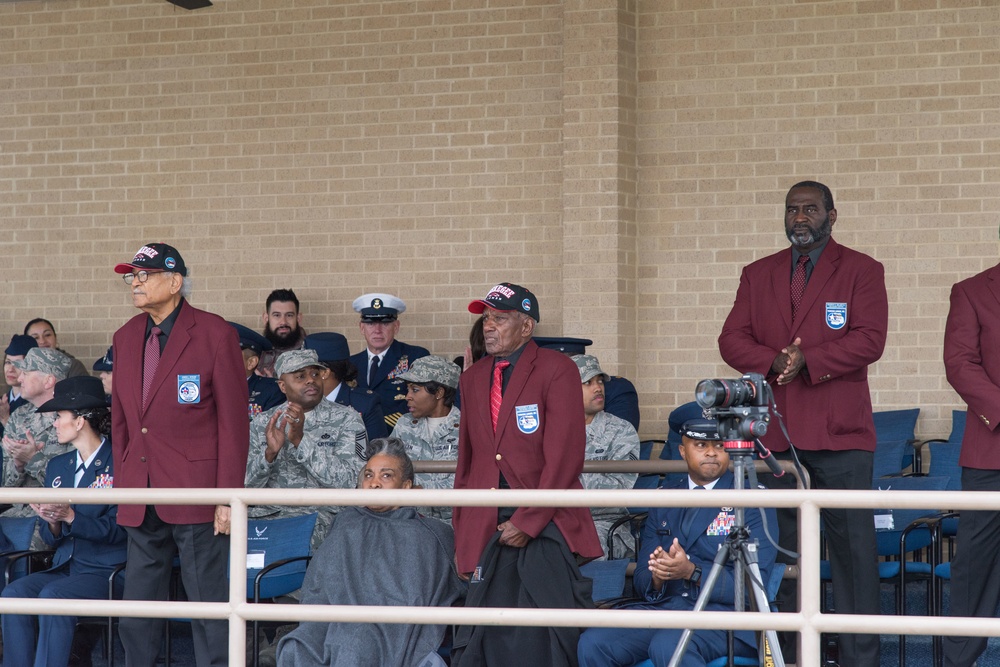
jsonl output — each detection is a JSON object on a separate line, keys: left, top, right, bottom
{"left": 142, "top": 325, "right": 163, "bottom": 410}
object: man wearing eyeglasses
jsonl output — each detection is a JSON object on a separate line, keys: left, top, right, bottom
{"left": 111, "top": 243, "right": 248, "bottom": 667}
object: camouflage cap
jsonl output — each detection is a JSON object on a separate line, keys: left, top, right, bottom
{"left": 397, "top": 355, "right": 460, "bottom": 389}
{"left": 274, "top": 349, "right": 323, "bottom": 378}
{"left": 12, "top": 347, "right": 72, "bottom": 380}
{"left": 572, "top": 354, "right": 608, "bottom": 384}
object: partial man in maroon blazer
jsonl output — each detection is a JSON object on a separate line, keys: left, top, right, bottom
{"left": 719, "top": 181, "right": 887, "bottom": 667}
{"left": 111, "top": 243, "right": 249, "bottom": 667}
{"left": 451, "top": 282, "right": 602, "bottom": 667}
{"left": 942, "top": 258, "right": 1000, "bottom": 667}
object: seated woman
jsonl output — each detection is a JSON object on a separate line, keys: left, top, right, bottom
{"left": 276, "top": 437, "right": 465, "bottom": 667}
{"left": 390, "top": 356, "right": 461, "bottom": 522}
{"left": 1, "top": 375, "right": 127, "bottom": 667}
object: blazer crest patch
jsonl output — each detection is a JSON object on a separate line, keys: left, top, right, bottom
{"left": 515, "top": 404, "right": 540, "bottom": 434}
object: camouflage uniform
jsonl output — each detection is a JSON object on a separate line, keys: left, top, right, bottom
{"left": 246, "top": 399, "right": 368, "bottom": 549}
{"left": 391, "top": 405, "right": 461, "bottom": 522}
{"left": 2, "top": 403, "right": 67, "bottom": 517}
{"left": 584, "top": 407, "right": 640, "bottom": 559}
{"left": 3, "top": 347, "right": 73, "bottom": 519}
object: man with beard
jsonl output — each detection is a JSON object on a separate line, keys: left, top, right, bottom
{"left": 718, "top": 181, "right": 887, "bottom": 666}
{"left": 257, "top": 289, "right": 306, "bottom": 378}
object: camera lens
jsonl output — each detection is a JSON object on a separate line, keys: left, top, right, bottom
{"left": 695, "top": 378, "right": 756, "bottom": 409}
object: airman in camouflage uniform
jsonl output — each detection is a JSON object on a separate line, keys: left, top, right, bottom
{"left": 245, "top": 350, "right": 368, "bottom": 549}
{"left": 1, "top": 348, "right": 73, "bottom": 519}
{"left": 392, "top": 355, "right": 462, "bottom": 522}
{"left": 574, "top": 354, "right": 640, "bottom": 558}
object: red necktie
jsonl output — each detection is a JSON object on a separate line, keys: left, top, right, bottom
{"left": 142, "top": 326, "right": 162, "bottom": 410}
{"left": 790, "top": 255, "right": 810, "bottom": 320}
{"left": 491, "top": 360, "right": 510, "bottom": 432}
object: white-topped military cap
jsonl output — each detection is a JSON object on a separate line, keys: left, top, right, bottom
{"left": 353, "top": 293, "right": 407, "bottom": 322}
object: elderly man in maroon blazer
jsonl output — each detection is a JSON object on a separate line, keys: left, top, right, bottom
{"left": 111, "top": 243, "right": 249, "bottom": 667}
{"left": 451, "top": 282, "right": 602, "bottom": 667}
{"left": 942, "top": 260, "right": 1000, "bottom": 667}
{"left": 719, "top": 182, "right": 888, "bottom": 667}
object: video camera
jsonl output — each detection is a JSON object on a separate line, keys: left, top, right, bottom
{"left": 695, "top": 372, "right": 771, "bottom": 443}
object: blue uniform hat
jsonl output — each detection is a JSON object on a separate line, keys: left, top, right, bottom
{"left": 5, "top": 334, "right": 38, "bottom": 357}
{"left": 228, "top": 322, "right": 273, "bottom": 354}
{"left": 681, "top": 418, "right": 721, "bottom": 441}
{"left": 668, "top": 401, "right": 705, "bottom": 436}
{"left": 533, "top": 336, "right": 593, "bottom": 355}
{"left": 92, "top": 346, "right": 114, "bottom": 372}
{"left": 304, "top": 332, "right": 351, "bottom": 364}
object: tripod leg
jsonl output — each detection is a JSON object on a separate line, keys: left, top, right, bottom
{"left": 667, "top": 541, "right": 733, "bottom": 667}
{"left": 741, "top": 545, "right": 785, "bottom": 667}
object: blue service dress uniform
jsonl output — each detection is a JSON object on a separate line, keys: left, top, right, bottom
{"left": 1, "top": 439, "right": 128, "bottom": 667}
{"left": 333, "top": 383, "right": 388, "bottom": 440}
{"left": 577, "top": 471, "right": 778, "bottom": 667}
{"left": 248, "top": 373, "right": 285, "bottom": 421}
{"left": 349, "top": 339, "right": 429, "bottom": 430}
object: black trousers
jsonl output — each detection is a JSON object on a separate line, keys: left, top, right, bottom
{"left": 943, "top": 467, "right": 1000, "bottom": 667}
{"left": 765, "top": 448, "right": 881, "bottom": 667}
{"left": 119, "top": 506, "right": 230, "bottom": 667}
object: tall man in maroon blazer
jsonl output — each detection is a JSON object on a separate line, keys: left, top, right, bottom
{"left": 111, "top": 243, "right": 249, "bottom": 667}
{"left": 719, "top": 182, "right": 888, "bottom": 667}
{"left": 452, "top": 282, "right": 602, "bottom": 667}
{"left": 942, "top": 260, "right": 1000, "bottom": 667}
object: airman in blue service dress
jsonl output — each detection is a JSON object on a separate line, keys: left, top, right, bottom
{"left": 229, "top": 322, "right": 285, "bottom": 420}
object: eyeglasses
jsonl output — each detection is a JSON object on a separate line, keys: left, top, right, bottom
{"left": 122, "top": 270, "right": 164, "bottom": 285}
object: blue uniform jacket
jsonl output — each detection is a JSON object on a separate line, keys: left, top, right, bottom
{"left": 333, "top": 384, "right": 388, "bottom": 441}
{"left": 349, "top": 339, "right": 430, "bottom": 430}
{"left": 248, "top": 373, "right": 284, "bottom": 421}
{"left": 630, "top": 471, "right": 778, "bottom": 646}
{"left": 41, "top": 439, "right": 128, "bottom": 575}
{"left": 604, "top": 376, "right": 640, "bottom": 431}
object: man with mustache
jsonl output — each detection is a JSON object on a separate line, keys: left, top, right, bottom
{"left": 718, "top": 181, "right": 887, "bottom": 666}
{"left": 257, "top": 288, "right": 307, "bottom": 378}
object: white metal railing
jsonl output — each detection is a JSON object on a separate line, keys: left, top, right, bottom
{"left": 0, "top": 480, "right": 995, "bottom": 666}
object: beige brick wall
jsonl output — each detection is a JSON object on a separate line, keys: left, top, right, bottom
{"left": 2, "top": 0, "right": 997, "bottom": 444}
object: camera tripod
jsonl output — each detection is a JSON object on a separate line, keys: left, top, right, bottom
{"left": 667, "top": 441, "right": 785, "bottom": 667}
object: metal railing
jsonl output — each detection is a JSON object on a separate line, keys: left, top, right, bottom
{"left": 0, "top": 464, "right": 994, "bottom": 667}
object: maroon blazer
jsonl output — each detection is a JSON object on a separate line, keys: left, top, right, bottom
{"left": 718, "top": 237, "right": 888, "bottom": 453}
{"left": 944, "top": 264, "right": 1000, "bottom": 470}
{"left": 453, "top": 341, "right": 602, "bottom": 573}
{"left": 111, "top": 300, "right": 250, "bottom": 526}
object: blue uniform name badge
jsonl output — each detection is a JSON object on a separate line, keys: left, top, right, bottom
{"left": 177, "top": 374, "right": 201, "bottom": 404}
{"left": 515, "top": 404, "right": 540, "bottom": 434}
{"left": 826, "top": 302, "right": 847, "bottom": 330}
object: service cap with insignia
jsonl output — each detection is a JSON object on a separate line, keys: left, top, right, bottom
{"left": 681, "top": 418, "right": 721, "bottom": 442}
{"left": 353, "top": 293, "right": 406, "bottom": 322}
{"left": 92, "top": 346, "right": 114, "bottom": 372}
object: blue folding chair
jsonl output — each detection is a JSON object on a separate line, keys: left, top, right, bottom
{"left": 246, "top": 513, "right": 318, "bottom": 667}
{"left": 0, "top": 516, "right": 42, "bottom": 586}
{"left": 873, "top": 408, "right": 921, "bottom": 474}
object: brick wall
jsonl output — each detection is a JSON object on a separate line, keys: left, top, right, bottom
{"left": 2, "top": 0, "right": 997, "bottom": 442}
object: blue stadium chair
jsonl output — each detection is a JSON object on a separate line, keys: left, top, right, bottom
{"left": 873, "top": 408, "right": 921, "bottom": 474}
{"left": 0, "top": 516, "right": 43, "bottom": 586}
{"left": 247, "top": 513, "right": 318, "bottom": 667}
